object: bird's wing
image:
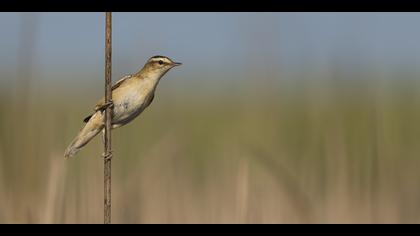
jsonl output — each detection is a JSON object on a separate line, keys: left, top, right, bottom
{"left": 83, "top": 75, "right": 132, "bottom": 122}
{"left": 94, "top": 74, "right": 132, "bottom": 110}
{"left": 112, "top": 74, "right": 132, "bottom": 91}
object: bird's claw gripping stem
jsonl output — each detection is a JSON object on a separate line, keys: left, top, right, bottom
{"left": 97, "top": 100, "right": 114, "bottom": 112}
{"left": 102, "top": 151, "right": 113, "bottom": 161}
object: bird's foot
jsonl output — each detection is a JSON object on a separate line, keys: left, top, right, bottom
{"left": 102, "top": 151, "right": 113, "bottom": 161}
{"left": 97, "top": 100, "right": 114, "bottom": 112}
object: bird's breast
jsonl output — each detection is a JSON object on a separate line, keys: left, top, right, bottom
{"left": 111, "top": 79, "right": 157, "bottom": 125}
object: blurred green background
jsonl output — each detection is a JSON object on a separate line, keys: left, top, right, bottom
{"left": 1, "top": 13, "right": 420, "bottom": 223}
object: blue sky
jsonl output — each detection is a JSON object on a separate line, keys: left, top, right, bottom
{"left": 1, "top": 13, "right": 420, "bottom": 88}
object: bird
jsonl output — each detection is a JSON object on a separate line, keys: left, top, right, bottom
{"left": 64, "top": 55, "right": 182, "bottom": 158}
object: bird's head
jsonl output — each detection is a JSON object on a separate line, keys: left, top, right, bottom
{"left": 141, "top": 55, "right": 182, "bottom": 78}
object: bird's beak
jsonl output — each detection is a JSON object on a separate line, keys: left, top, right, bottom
{"left": 172, "top": 62, "right": 182, "bottom": 67}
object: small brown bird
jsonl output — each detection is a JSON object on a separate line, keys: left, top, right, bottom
{"left": 64, "top": 55, "right": 181, "bottom": 158}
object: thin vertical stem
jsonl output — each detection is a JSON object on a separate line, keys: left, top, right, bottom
{"left": 104, "top": 12, "right": 112, "bottom": 224}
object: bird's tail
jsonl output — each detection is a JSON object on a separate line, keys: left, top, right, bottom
{"left": 64, "top": 111, "right": 104, "bottom": 158}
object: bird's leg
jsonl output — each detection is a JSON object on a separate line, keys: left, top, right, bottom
{"left": 101, "top": 129, "right": 105, "bottom": 144}
{"left": 101, "top": 130, "right": 113, "bottom": 160}
{"left": 96, "top": 100, "right": 114, "bottom": 112}
{"left": 99, "top": 99, "right": 113, "bottom": 160}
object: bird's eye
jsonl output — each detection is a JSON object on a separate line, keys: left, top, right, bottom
{"left": 158, "top": 60, "right": 164, "bottom": 65}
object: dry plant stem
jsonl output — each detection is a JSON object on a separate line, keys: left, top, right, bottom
{"left": 104, "top": 12, "right": 112, "bottom": 224}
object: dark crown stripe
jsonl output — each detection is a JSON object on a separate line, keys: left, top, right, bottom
{"left": 150, "top": 55, "right": 169, "bottom": 60}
